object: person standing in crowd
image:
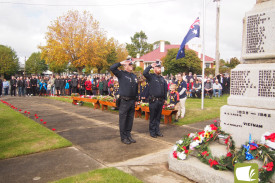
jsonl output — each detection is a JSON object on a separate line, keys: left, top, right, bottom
{"left": 79, "top": 75, "right": 85, "bottom": 95}
{"left": 192, "top": 79, "right": 202, "bottom": 98}
{"left": 176, "top": 73, "right": 187, "bottom": 120}
{"left": 10, "top": 76, "right": 17, "bottom": 96}
{"left": 25, "top": 77, "right": 31, "bottom": 96}
{"left": 169, "top": 84, "right": 180, "bottom": 122}
{"left": 3, "top": 79, "right": 9, "bottom": 95}
{"left": 65, "top": 80, "right": 70, "bottom": 95}
{"left": 143, "top": 60, "right": 167, "bottom": 138}
{"left": 204, "top": 78, "right": 213, "bottom": 98}
{"left": 224, "top": 74, "right": 230, "bottom": 94}
{"left": 60, "top": 76, "right": 65, "bottom": 96}
{"left": 102, "top": 77, "right": 108, "bottom": 95}
{"left": 72, "top": 75, "right": 78, "bottom": 93}
{"left": 110, "top": 58, "right": 138, "bottom": 145}
{"left": 17, "top": 76, "right": 23, "bottom": 96}
{"left": 46, "top": 79, "right": 51, "bottom": 96}
{"left": 54, "top": 75, "right": 61, "bottom": 96}
{"left": 0, "top": 77, "right": 2, "bottom": 97}
{"left": 92, "top": 76, "right": 98, "bottom": 96}
{"left": 49, "top": 75, "right": 55, "bottom": 96}
{"left": 85, "top": 76, "right": 92, "bottom": 95}
{"left": 36, "top": 76, "right": 40, "bottom": 95}
{"left": 98, "top": 78, "right": 103, "bottom": 95}
{"left": 108, "top": 77, "right": 114, "bottom": 96}
{"left": 22, "top": 76, "right": 26, "bottom": 96}
{"left": 30, "top": 75, "right": 37, "bottom": 96}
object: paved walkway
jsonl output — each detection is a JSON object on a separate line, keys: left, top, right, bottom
{"left": 0, "top": 96, "right": 216, "bottom": 183}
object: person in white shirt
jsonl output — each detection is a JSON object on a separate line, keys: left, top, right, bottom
{"left": 213, "top": 79, "right": 223, "bottom": 97}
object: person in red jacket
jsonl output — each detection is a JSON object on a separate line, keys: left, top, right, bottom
{"left": 85, "top": 77, "right": 92, "bottom": 95}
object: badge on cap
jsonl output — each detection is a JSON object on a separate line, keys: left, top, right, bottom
{"left": 155, "top": 59, "right": 162, "bottom": 67}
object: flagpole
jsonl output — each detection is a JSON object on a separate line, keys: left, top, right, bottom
{"left": 201, "top": 0, "right": 206, "bottom": 110}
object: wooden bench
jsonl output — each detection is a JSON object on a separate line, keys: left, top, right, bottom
{"left": 135, "top": 105, "right": 142, "bottom": 118}
{"left": 140, "top": 106, "right": 178, "bottom": 124}
{"left": 72, "top": 97, "right": 100, "bottom": 109}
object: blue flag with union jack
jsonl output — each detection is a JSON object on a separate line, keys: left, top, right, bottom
{"left": 176, "top": 17, "right": 200, "bottom": 59}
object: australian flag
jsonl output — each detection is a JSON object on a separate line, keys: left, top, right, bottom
{"left": 176, "top": 17, "right": 200, "bottom": 59}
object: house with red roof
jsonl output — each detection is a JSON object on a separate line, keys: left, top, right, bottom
{"left": 133, "top": 40, "right": 215, "bottom": 70}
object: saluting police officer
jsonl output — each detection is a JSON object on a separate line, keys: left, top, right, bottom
{"left": 143, "top": 60, "right": 167, "bottom": 138}
{"left": 110, "top": 58, "right": 138, "bottom": 145}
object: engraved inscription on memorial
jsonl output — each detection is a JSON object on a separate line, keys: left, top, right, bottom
{"left": 258, "top": 70, "right": 275, "bottom": 97}
{"left": 246, "top": 13, "right": 270, "bottom": 54}
{"left": 230, "top": 70, "right": 254, "bottom": 96}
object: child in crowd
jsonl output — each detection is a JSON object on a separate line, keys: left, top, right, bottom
{"left": 39, "top": 80, "right": 47, "bottom": 96}
{"left": 47, "top": 82, "right": 51, "bottom": 96}
{"left": 169, "top": 84, "right": 180, "bottom": 122}
{"left": 65, "top": 80, "right": 70, "bottom": 96}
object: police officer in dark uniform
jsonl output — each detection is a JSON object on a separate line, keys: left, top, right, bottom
{"left": 110, "top": 58, "right": 138, "bottom": 145}
{"left": 143, "top": 60, "right": 167, "bottom": 138}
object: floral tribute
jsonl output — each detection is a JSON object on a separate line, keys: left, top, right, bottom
{"left": 172, "top": 122, "right": 275, "bottom": 183}
{"left": 163, "top": 104, "right": 175, "bottom": 110}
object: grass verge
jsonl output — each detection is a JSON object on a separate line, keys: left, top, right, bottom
{"left": 52, "top": 167, "right": 142, "bottom": 183}
{"left": 0, "top": 102, "right": 72, "bottom": 160}
{"left": 177, "top": 94, "right": 228, "bottom": 125}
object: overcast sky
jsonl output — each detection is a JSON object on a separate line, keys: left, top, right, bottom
{"left": 0, "top": 0, "right": 256, "bottom": 64}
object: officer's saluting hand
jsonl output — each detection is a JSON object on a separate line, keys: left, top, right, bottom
{"left": 143, "top": 60, "right": 168, "bottom": 138}
{"left": 110, "top": 58, "right": 138, "bottom": 145}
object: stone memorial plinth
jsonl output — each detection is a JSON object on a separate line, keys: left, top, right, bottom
{"left": 242, "top": 0, "right": 275, "bottom": 63}
{"left": 221, "top": 105, "right": 275, "bottom": 147}
{"left": 221, "top": 0, "right": 275, "bottom": 147}
{"left": 168, "top": 151, "right": 234, "bottom": 183}
{"left": 227, "top": 63, "right": 275, "bottom": 109}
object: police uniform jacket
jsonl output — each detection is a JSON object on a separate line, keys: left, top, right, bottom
{"left": 110, "top": 62, "right": 138, "bottom": 98}
{"left": 176, "top": 80, "right": 187, "bottom": 99}
{"left": 143, "top": 65, "right": 167, "bottom": 100}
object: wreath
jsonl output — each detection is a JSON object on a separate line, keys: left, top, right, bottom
{"left": 172, "top": 123, "right": 275, "bottom": 183}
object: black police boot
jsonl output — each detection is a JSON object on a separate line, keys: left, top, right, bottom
{"left": 150, "top": 134, "right": 157, "bottom": 138}
{"left": 121, "top": 138, "right": 131, "bottom": 144}
{"left": 156, "top": 132, "right": 163, "bottom": 137}
{"left": 128, "top": 136, "right": 136, "bottom": 143}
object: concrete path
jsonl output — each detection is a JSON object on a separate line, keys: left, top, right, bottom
{"left": 0, "top": 96, "right": 216, "bottom": 183}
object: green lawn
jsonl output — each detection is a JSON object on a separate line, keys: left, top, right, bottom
{"left": 177, "top": 94, "right": 229, "bottom": 125}
{"left": 0, "top": 102, "right": 72, "bottom": 160}
{"left": 52, "top": 167, "right": 142, "bottom": 183}
{"left": 47, "top": 96, "right": 94, "bottom": 108}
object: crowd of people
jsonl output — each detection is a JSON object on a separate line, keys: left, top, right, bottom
{"left": 0, "top": 72, "right": 230, "bottom": 100}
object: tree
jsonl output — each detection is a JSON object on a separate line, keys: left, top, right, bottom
{"left": 219, "top": 59, "right": 226, "bottom": 67}
{"left": 163, "top": 48, "right": 202, "bottom": 75}
{"left": 25, "top": 52, "right": 47, "bottom": 75}
{"left": 225, "top": 57, "right": 240, "bottom": 69}
{"left": 126, "top": 31, "right": 153, "bottom": 58}
{"left": 93, "top": 38, "right": 128, "bottom": 73}
{"left": 0, "top": 45, "right": 19, "bottom": 78}
{"left": 40, "top": 10, "right": 109, "bottom": 74}
{"left": 48, "top": 62, "right": 67, "bottom": 74}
